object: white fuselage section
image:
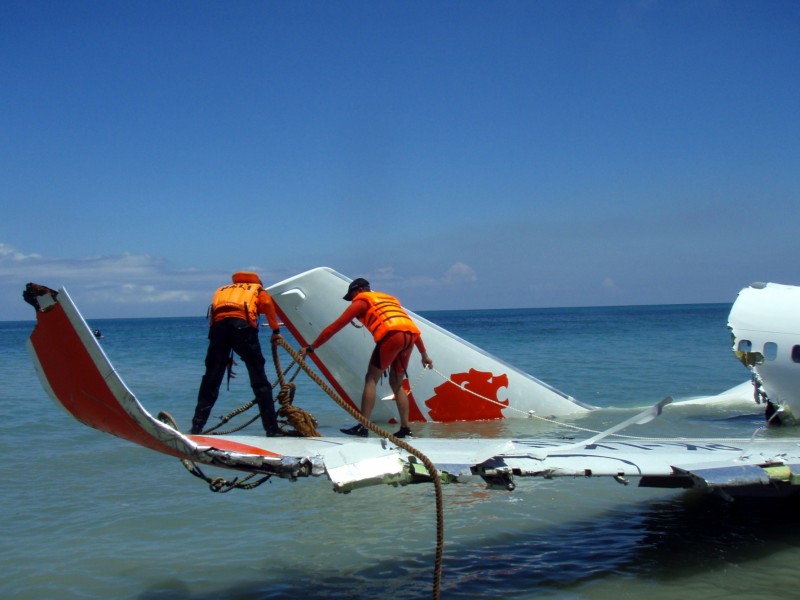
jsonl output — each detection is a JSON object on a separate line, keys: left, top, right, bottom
{"left": 728, "top": 282, "right": 800, "bottom": 419}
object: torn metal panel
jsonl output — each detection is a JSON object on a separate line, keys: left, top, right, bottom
{"left": 320, "top": 442, "right": 408, "bottom": 493}
{"left": 671, "top": 462, "right": 771, "bottom": 489}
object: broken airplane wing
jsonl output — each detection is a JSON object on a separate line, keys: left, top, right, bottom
{"left": 24, "top": 281, "right": 800, "bottom": 499}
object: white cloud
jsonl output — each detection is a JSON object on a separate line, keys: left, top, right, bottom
{"left": 4, "top": 243, "right": 483, "bottom": 319}
{"left": 0, "top": 243, "right": 41, "bottom": 262}
{"left": 443, "top": 262, "right": 477, "bottom": 284}
{"left": 1, "top": 242, "right": 223, "bottom": 319}
{"left": 603, "top": 277, "right": 620, "bottom": 292}
{"left": 380, "top": 262, "right": 478, "bottom": 291}
{"left": 372, "top": 266, "right": 399, "bottom": 283}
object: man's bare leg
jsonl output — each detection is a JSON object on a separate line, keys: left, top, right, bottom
{"left": 389, "top": 368, "right": 410, "bottom": 428}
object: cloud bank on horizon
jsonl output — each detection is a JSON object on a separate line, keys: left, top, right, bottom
{"left": 2, "top": 242, "right": 491, "bottom": 320}
{"left": 2, "top": 236, "right": 789, "bottom": 322}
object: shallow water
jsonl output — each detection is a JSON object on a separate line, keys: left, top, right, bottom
{"left": 3, "top": 304, "right": 797, "bottom": 599}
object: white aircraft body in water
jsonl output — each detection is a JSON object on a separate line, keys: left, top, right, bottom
{"left": 728, "top": 282, "right": 800, "bottom": 425}
{"left": 21, "top": 272, "right": 800, "bottom": 501}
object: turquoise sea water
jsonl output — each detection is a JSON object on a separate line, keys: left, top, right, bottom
{"left": 2, "top": 303, "right": 798, "bottom": 599}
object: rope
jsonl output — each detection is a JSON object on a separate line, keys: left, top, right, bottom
{"left": 202, "top": 400, "right": 261, "bottom": 435}
{"left": 276, "top": 338, "right": 444, "bottom": 600}
{"left": 171, "top": 339, "right": 444, "bottom": 598}
{"left": 418, "top": 366, "right": 764, "bottom": 444}
{"left": 195, "top": 341, "right": 320, "bottom": 437}
{"left": 157, "top": 411, "right": 273, "bottom": 492}
{"left": 161, "top": 337, "right": 763, "bottom": 599}
{"left": 271, "top": 341, "right": 321, "bottom": 437}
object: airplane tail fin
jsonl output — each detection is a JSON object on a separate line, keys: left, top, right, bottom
{"left": 267, "top": 267, "right": 593, "bottom": 423}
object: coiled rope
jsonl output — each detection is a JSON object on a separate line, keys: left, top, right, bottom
{"left": 270, "top": 340, "right": 322, "bottom": 437}
{"left": 195, "top": 343, "right": 321, "bottom": 437}
{"left": 155, "top": 341, "right": 321, "bottom": 491}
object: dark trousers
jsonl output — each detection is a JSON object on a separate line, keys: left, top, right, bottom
{"left": 192, "top": 318, "right": 278, "bottom": 434}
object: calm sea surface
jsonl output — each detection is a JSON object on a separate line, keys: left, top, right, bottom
{"left": 3, "top": 303, "right": 798, "bottom": 599}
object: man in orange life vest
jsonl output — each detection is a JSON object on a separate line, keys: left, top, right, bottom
{"left": 191, "top": 272, "right": 283, "bottom": 436}
{"left": 300, "top": 278, "right": 433, "bottom": 438}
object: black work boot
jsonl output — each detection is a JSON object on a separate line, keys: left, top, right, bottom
{"left": 394, "top": 426, "right": 413, "bottom": 439}
{"left": 340, "top": 423, "right": 368, "bottom": 437}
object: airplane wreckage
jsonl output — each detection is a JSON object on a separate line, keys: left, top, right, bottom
{"left": 23, "top": 269, "right": 800, "bottom": 501}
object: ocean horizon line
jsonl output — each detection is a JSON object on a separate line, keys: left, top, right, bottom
{"left": 2, "top": 300, "right": 732, "bottom": 325}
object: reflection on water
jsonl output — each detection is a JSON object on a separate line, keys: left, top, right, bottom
{"left": 134, "top": 490, "right": 800, "bottom": 600}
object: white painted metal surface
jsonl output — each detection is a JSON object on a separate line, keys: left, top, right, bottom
{"left": 267, "top": 267, "right": 592, "bottom": 423}
{"left": 729, "top": 282, "right": 800, "bottom": 419}
{"left": 23, "top": 280, "right": 800, "bottom": 499}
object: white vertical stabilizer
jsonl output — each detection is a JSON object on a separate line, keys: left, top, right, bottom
{"left": 268, "top": 267, "right": 592, "bottom": 423}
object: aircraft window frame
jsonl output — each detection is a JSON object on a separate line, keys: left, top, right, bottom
{"left": 792, "top": 345, "right": 800, "bottom": 363}
{"left": 737, "top": 340, "right": 752, "bottom": 353}
{"left": 763, "top": 342, "right": 778, "bottom": 361}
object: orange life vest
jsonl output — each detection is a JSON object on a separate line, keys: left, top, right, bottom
{"left": 210, "top": 282, "right": 262, "bottom": 327}
{"left": 355, "top": 291, "right": 420, "bottom": 342}
{"left": 232, "top": 271, "right": 262, "bottom": 285}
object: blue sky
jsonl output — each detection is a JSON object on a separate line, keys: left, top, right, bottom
{"left": 2, "top": 1, "right": 799, "bottom": 321}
